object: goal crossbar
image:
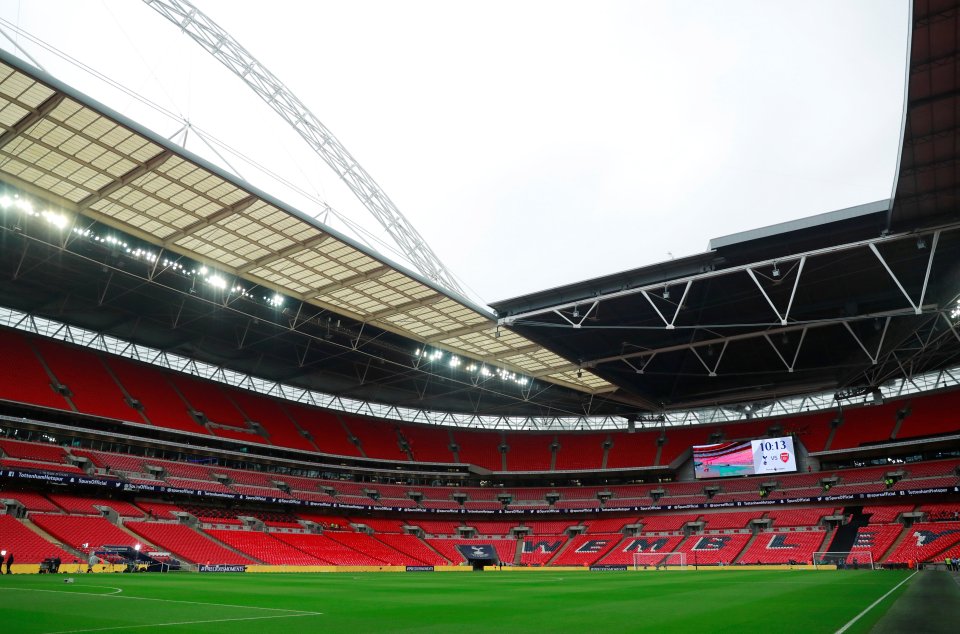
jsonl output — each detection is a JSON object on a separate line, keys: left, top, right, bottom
{"left": 812, "top": 551, "right": 875, "bottom": 570}
{"left": 632, "top": 552, "right": 687, "bottom": 570}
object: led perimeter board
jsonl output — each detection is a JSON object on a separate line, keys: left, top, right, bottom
{"left": 693, "top": 436, "right": 797, "bottom": 479}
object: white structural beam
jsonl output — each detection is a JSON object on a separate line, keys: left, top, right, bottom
{"left": 143, "top": 0, "right": 466, "bottom": 296}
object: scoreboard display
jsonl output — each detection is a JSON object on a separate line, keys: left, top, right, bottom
{"left": 692, "top": 436, "right": 797, "bottom": 479}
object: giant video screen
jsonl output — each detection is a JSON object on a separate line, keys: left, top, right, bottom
{"left": 692, "top": 436, "right": 797, "bottom": 479}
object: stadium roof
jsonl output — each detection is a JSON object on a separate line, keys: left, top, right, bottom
{"left": 493, "top": 0, "right": 960, "bottom": 414}
{"left": 0, "top": 0, "right": 958, "bottom": 425}
{"left": 0, "top": 48, "right": 613, "bottom": 419}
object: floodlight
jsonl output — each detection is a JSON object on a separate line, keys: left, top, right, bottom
{"left": 772, "top": 263, "right": 780, "bottom": 277}
{"left": 662, "top": 286, "right": 670, "bottom": 299}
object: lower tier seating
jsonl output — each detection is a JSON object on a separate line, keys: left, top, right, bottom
{"left": 124, "top": 522, "right": 253, "bottom": 565}
{"left": 737, "top": 530, "right": 828, "bottom": 564}
{"left": 0, "top": 515, "right": 75, "bottom": 563}
{"left": 204, "top": 529, "right": 324, "bottom": 565}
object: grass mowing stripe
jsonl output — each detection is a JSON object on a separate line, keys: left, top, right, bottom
{"left": 0, "top": 586, "right": 324, "bottom": 615}
{"left": 43, "top": 613, "right": 320, "bottom": 634}
{"left": 834, "top": 570, "right": 917, "bottom": 634}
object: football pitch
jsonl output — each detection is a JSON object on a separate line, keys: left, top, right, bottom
{"left": 0, "top": 569, "right": 924, "bottom": 633}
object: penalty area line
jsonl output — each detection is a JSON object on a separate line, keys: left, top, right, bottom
{"left": 42, "top": 613, "right": 320, "bottom": 634}
{"left": 835, "top": 570, "right": 917, "bottom": 634}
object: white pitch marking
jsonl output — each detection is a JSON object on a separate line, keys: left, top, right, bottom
{"left": 834, "top": 570, "right": 917, "bottom": 634}
{"left": 42, "top": 613, "right": 319, "bottom": 634}
{"left": 0, "top": 587, "right": 322, "bottom": 615}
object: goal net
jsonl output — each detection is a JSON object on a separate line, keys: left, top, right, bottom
{"left": 811, "top": 551, "right": 875, "bottom": 570}
{"left": 632, "top": 552, "right": 687, "bottom": 570}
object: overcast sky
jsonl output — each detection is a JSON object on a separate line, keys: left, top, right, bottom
{"left": 0, "top": 0, "right": 909, "bottom": 305}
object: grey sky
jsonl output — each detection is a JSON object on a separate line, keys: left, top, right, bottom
{"left": 0, "top": 0, "right": 909, "bottom": 305}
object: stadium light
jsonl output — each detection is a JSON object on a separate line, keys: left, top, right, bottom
{"left": 772, "top": 263, "right": 780, "bottom": 278}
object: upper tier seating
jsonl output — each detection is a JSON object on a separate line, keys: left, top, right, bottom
{"left": 32, "top": 514, "right": 152, "bottom": 551}
{"left": 69, "top": 449, "right": 145, "bottom": 474}
{"left": 285, "top": 405, "right": 360, "bottom": 457}
{"left": 738, "top": 530, "right": 828, "bottom": 564}
{"left": 204, "top": 529, "right": 323, "bottom": 565}
{"left": 554, "top": 433, "right": 606, "bottom": 471}
{"left": 0, "top": 515, "right": 74, "bottom": 563}
{"left": 342, "top": 416, "right": 408, "bottom": 461}
{"left": 896, "top": 390, "right": 960, "bottom": 440}
{"left": 451, "top": 429, "right": 502, "bottom": 471}
{"left": 227, "top": 389, "right": 316, "bottom": 453}
{"left": 125, "top": 521, "right": 253, "bottom": 565}
{"left": 0, "top": 459, "right": 85, "bottom": 473}
{"left": 33, "top": 339, "right": 139, "bottom": 423}
{"left": 0, "top": 329, "right": 69, "bottom": 411}
{"left": 862, "top": 505, "right": 913, "bottom": 524}
{"left": 829, "top": 402, "right": 900, "bottom": 449}
{"left": 503, "top": 433, "right": 553, "bottom": 471}
{"left": 398, "top": 424, "right": 454, "bottom": 463}
{"left": 604, "top": 430, "right": 659, "bottom": 469}
{"left": 105, "top": 358, "right": 207, "bottom": 434}
{"left": 167, "top": 375, "right": 247, "bottom": 428}
{"left": 523, "top": 520, "right": 578, "bottom": 535}
{"left": 135, "top": 500, "right": 183, "bottom": 520}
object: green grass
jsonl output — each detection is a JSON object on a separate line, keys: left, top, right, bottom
{"left": 0, "top": 569, "right": 915, "bottom": 633}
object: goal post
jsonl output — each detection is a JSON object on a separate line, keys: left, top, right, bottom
{"left": 632, "top": 552, "right": 687, "bottom": 570}
{"left": 811, "top": 551, "right": 875, "bottom": 570}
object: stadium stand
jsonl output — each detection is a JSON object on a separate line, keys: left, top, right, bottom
{"left": 551, "top": 534, "right": 623, "bottom": 566}
{"left": 0, "top": 490, "right": 60, "bottom": 512}
{"left": 0, "top": 515, "right": 75, "bottom": 563}
{"left": 341, "top": 416, "right": 408, "bottom": 461}
{"left": 896, "top": 390, "right": 960, "bottom": 440}
{"left": 829, "top": 402, "right": 900, "bottom": 449}
{"left": 323, "top": 531, "right": 419, "bottom": 565}
{"left": 604, "top": 430, "right": 659, "bottom": 469}
{"left": 737, "top": 530, "right": 828, "bottom": 564}
{"left": 0, "top": 439, "right": 68, "bottom": 463}
{"left": 272, "top": 533, "right": 385, "bottom": 565}
{"left": 205, "top": 529, "right": 324, "bottom": 565}
{"left": 125, "top": 522, "right": 254, "bottom": 565}
{"left": 398, "top": 424, "right": 455, "bottom": 463}
{"left": 104, "top": 358, "right": 208, "bottom": 434}
{"left": 0, "top": 459, "right": 85, "bottom": 473}
{"left": 425, "top": 538, "right": 516, "bottom": 565}
{"left": 520, "top": 535, "right": 568, "bottom": 566}
{"left": 0, "top": 330, "right": 70, "bottom": 411}
{"left": 701, "top": 511, "right": 761, "bottom": 530}
{"left": 451, "top": 429, "right": 502, "bottom": 471}
{"left": 46, "top": 494, "right": 144, "bottom": 518}
{"left": 32, "top": 514, "right": 151, "bottom": 551}
{"left": 226, "top": 388, "right": 317, "bottom": 452}
{"left": 638, "top": 514, "right": 700, "bottom": 532}
{"left": 851, "top": 524, "right": 904, "bottom": 563}
{"left": 597, "top": 534, "right": 685, "bottom": 565}
{"left": 883, "top": 521, "right": 960, "bottom": 564}
{"left": 503, "top": 433, "right": 553, "bottom": 471}
{"left": 765, "top": 508, "right": 833, "bottom": 528}
{"left": 679, "top": 532, "right": 752, "bottom": 565}
{"left": 135, "top": 500, "right": 183, "bottom": 520}
{"left": 32, "top": 339, "right": 140, "bottom": 423}
{"left": 285, "top": 405, "right": 361, "bottom": 457}
{"left": 375, "top": 534, "right": 448, "bottom": 565}
{"left": 553, "top": 433, "right": 606, "bottom": 471}
{"left": 861, "top": 505, "right": 913, "bottom": 524}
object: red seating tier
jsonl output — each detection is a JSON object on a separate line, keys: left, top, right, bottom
{"left": 0, "top": 439, "right": 67, "bottom": 463}
{"left": 105, "top": 358, "right": 207, "bottom": 434}
{"left": 425, "top": 538, "right": 516, "bottom": 565}
{"left": 167, "top": 375, "right": 247, "bottom": 427}
{"left": 639, "top": 514, "right": 700, "bottom": 531}
{"left": 702, "top": 511, "right": 762, "bottom": 529}
{"left": 47, "top": 494, "right": 144, "bottom": 517}
{"left": 605, "top": 430, "right": 659, "bottom": 469}
{"left": 0, "top": 459, "right": 85, "bottom": 474}
{"left": 227, "top": 389, "right": 316, "bottom": 453}
{"left": 862, "top": 505, "right": 913, "bottom": 524}
{"left": 738, "top": 530, "right": 828, "bottom": 564}
{"left": 503, "top": 433, "right": 553, "bottom": 472}
{"left": 764, "top": 508, "right": 833, "bottom": 527}
{"left": 398, "top": 424, "right": 454, "bottom": 463}
{"left": 375, "top": 534, "right": 448, "bottom": 565}
{"left": 125, "top": 521, "right": 253, "bottom": 565}
{"left": 852, "top": 524, "right": 903, "bottom": 562}
{"left": 551, "top": 533, "right": 623, "bottom": 566}
{"left": 0, "top": 329, "right": 69, "bottom": 411}
{"left": 204, "top": 529, "right": 322, "bottom": 565}
{"left": 0, "top": 515, "right": 74, "bottom": 563}
{"left": 452, "top": 429, "right": 503, "bottom": 471}
{"left": 324, "top": 532, "right": 418, "bottom": 565}
{"left": 884, "top": 521, "right": 960, "bottom": 563}
{"left": 829, "top": 402, "right": 900, "bottom": 449}
{"left": 597, "top": 534, "right": 685, "bottom": 565}
{"left": 33, "top": 339, "right": 139, "bottom": 423}
{"left": 896, "top": 390, "right": 960, "bottom": 440}
{"left": 554, "top": 433, "right": 606, "bottom": 471}
{"left": 286, "top": 405, "right": 360, "bottom": 457}
{"left": 272, "top": 533, "right": 384, "bottom": 565}
{"left": 341, "top": 416, "right": 408, "bottom": 461}
{"left": 679, "top": 532, "right": 752, "bottom": 565}
{"left": 0, "top": 490, "right": 59, "bottom": 512}
{"left": 32, "top": 514, "right": 152, "bottom": 551}
{"left": 520, "top": 535, "right": 569, "bottom": 565}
